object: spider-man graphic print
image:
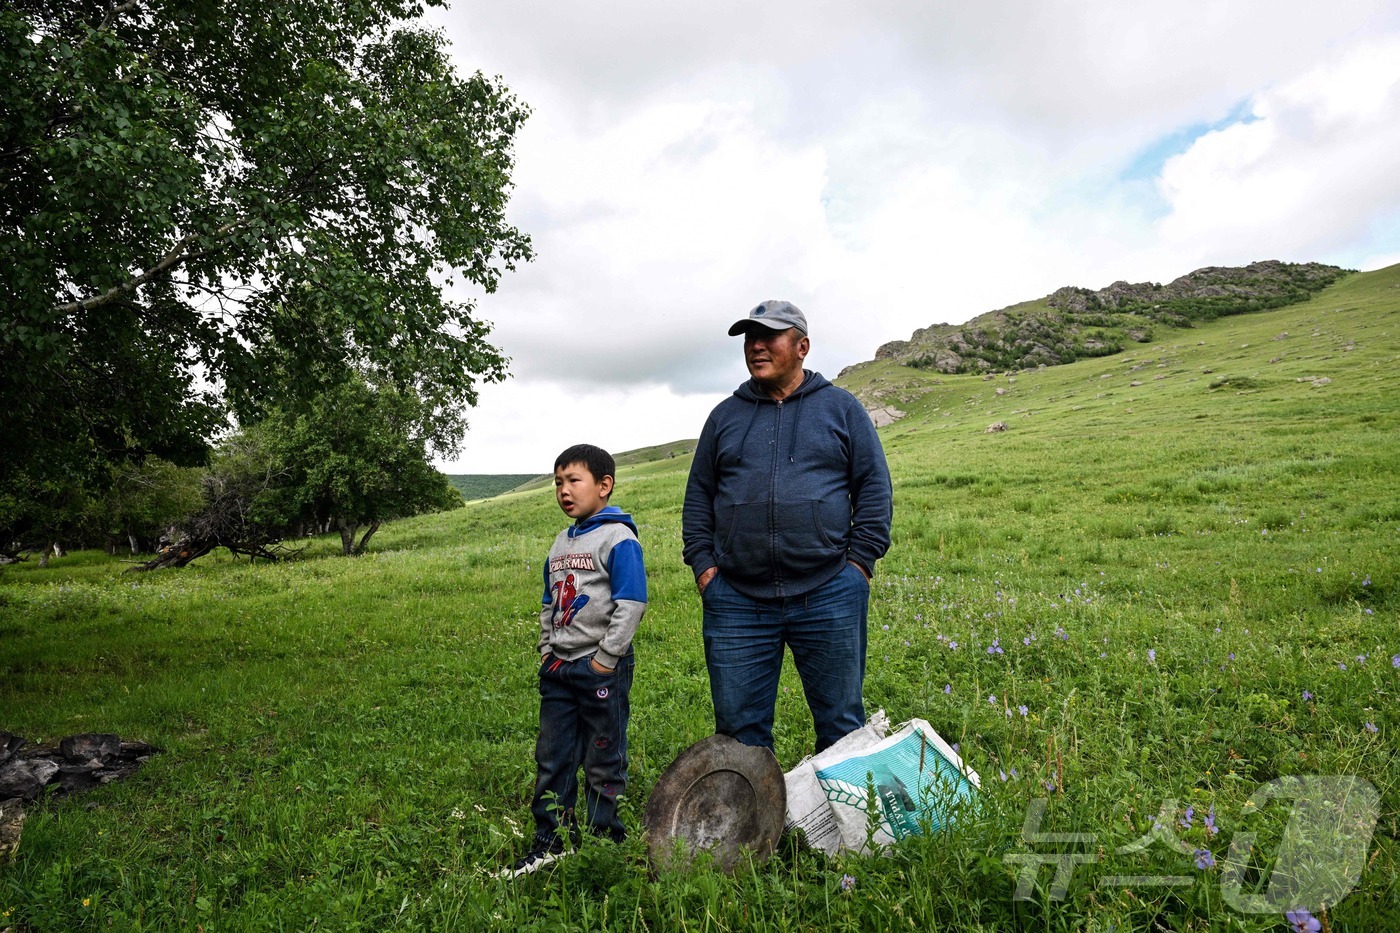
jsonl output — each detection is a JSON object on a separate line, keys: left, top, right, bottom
{"left": 551, "top": 572, "right": 591, "bottom": 627}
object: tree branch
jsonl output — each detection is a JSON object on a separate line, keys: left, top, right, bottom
{"left": 97, "top": 1, "right": 143, "bottom": 35}
{"left": 51, "top": 218, "right": 249, "bottom": 316}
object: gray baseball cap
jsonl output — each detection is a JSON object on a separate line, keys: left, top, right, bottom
{"left": 727, "top": 299, "right": 808, "bottom": 336}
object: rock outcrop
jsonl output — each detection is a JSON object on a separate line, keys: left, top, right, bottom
{"left": 874, "top": 261, "right": 1348, "bottom": 375}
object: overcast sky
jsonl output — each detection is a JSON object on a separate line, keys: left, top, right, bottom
{"left": 427, "top": 1, "right": 1400, "bottom": 473}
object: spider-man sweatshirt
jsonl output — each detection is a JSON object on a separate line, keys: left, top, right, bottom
{"left": 538, "top": 506, "right": 647, "bottom": 669}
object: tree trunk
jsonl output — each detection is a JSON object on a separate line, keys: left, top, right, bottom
{"left": 337, "top": 519, "right": 358, "bottom": 556}
{"left": 353, "top": 521, "right": 381, "bottom": 556}
{"left": 37, "top": 549, "right": 49, "bottom": 568}
{"left": 128, "top": 533, "right": 140, "bottom": 555}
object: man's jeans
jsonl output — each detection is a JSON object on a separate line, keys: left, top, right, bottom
{"left": 532, "top": 651, "right": 634, "bottom": 844}
{"left": 702, "top": 562, "right": 869, "bottom": 753}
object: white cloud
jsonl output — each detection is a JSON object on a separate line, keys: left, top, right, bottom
{"left": 430, "top": 3, "right": 1400, "bottom": 472}
{"left": 1156, "top": 35, "right": 1400, "bottom": 264}
{"left": 446, "top": 379, "right": 728, "bottom": 473}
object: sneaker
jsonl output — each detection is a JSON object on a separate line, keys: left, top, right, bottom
{"left": 496, "top": 839, "right": 567, "bottom": 879}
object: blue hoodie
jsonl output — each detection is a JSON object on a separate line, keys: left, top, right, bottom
{"left": 682, "top": 371, "right": 892, "bottom": 599}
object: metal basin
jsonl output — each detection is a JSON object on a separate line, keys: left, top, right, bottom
{"left": 643, "top": 734, "right": 786, "bottom": 872}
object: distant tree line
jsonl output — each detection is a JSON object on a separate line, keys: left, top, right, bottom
{"left": 5, "top": 374, "right": 465, "bottom": 567}
{"left": 445, "top": 474, "right": 540, "bottom": 502}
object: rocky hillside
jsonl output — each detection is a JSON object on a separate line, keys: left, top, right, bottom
{"left": 870, "top": 260, "right": 1348, "bottom": 375}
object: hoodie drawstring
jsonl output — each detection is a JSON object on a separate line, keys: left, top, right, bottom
{"left": 786, "top": 392, "right": 805, "bottom": 463}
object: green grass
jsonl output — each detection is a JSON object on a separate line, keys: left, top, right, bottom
{"left": 2, "top": 266, "right": 1398, "bottom": 930}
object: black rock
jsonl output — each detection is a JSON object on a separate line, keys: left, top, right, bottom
{"left": 56, "top": 766, "right": 105, "bottom": 795}
{"left": 119, "top": 741, "right": 161, "bottom": 760}
{"left": 61, "top": 733, "right": 121, "bottom": 765}
{"left": 0, "top": 732, "right": 23, "bottom": 768}
{"left": 0, "top": 758, "right": 60, "bottom": 801}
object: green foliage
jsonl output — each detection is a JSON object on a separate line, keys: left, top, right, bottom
{"left": 259, "top": 376, "right": 464, "bottom": 555}
{"left": 99, "top": 458, "right": 205, "bottom": 552}
{"left": 1, "top": 265, "right": 1398, "bottom": 927}
{"left": 1, "top": 0, "right": 531, "bottom": 547}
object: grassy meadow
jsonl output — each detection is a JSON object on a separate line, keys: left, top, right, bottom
{"left": 2, "top": 265, "right": 1398, "bottom": 930}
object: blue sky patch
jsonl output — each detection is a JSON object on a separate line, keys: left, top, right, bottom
{"left": 1120, "top": 98, "right": 1261, "bottom": 184}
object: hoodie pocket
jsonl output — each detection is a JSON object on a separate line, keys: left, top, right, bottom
{"left": 717, "top": 499, "right": 848, "bottom": 581}
{"left": 773, "top": 499, "right": 847, "bottom": 573}
{"left": 717, "top": 501, "right": 764, "bottom": 559}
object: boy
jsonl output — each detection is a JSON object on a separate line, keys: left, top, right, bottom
{"left": 504, "top": 444, "right": 647, "bottom": 877}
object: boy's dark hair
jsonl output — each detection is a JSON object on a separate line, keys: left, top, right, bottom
{"left": 554, "top": 444, "right": 615, "bottom": 489}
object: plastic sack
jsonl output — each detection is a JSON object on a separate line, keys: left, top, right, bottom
{"left": 785, "top": 713, "right": 980, "bottom": 855}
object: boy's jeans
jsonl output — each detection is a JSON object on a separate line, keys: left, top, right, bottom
{"left": 532, "top": 651, "right": 633, "bottom": 845}
{"left": 702, "top": 561, "right": 869, "bottom": 753}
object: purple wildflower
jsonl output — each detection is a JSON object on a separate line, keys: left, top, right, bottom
{"left": 1018, "top": 705, "right": 1029, "bottom": 717}
{"left": 1148, "top": 649, "right": 1156, "bottom": 663}
{"left": 882, "top": 624, "right": 889, "bottom": 631}
{"left": 1303, "top": 690, "right": 1313, "bottom": 701}
{"left": 999, "top": 769, "right": 1007, "bottom": 782}
{"left": 1056, "top": 626, "right": 1068, "bottom": 641}
{"left": 1023, "top": 636, "right": 1032, "bottom": 646}
{"left": 988, "top": 694, "right": 997, "bottom": 705}
{"left": 1193, "top": 848, "right": 1215, "bottom": 870}
{"left": 1228, "top": 652, "right": 1235, "bottom": 661}
{"left": 1045, "top": 780, "right": 1056, "bottom": 792}
{"left": 1356, "top": 655, "right": 1366, "bottom": 664}
{"left": 987, "top": 638, "right": 1004, "bottom": 656}
{"left": 1338, "top": 662, "right": 1347, "bottom": 671}
{"left": 1365, "top": 721, "right": 1378, "bottom": 733}
{"left": 1286, "top": 908, "right": 1321, "bottom": 933}
{"left": 949, "top": 641, "right": 959, "bottom": 651}
{"left": 1204, "top": 808, "right": 1217, "bottom": 836}
{"left": 1010, "top": 767, "right": 1017, "bottom": 778}
{"left": 944, "top": 684, "right": 952, "bottom": 694}
{"left": 1393, "top": 654, "right": 1400, "bottom": 668}
{"left": 839, "top": 873, "right": 856, "bottom": 892}
{"left": 1180, "top": 806, "right": 1194, "bottom": 829}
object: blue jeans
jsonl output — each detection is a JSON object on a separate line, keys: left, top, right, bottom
{"left": 702, "top": 562, "right": 869, "bottom": 753}
{"left": 532, "top": 651, "right": 633, "bottom": 844}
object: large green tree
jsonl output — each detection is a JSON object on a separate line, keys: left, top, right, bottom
{"left": 1, "top": 0, "right": 530, "bottom": 549}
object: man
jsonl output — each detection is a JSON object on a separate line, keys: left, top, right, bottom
{"left": 682, "top": 299, "right": 893, "bottom": 754}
